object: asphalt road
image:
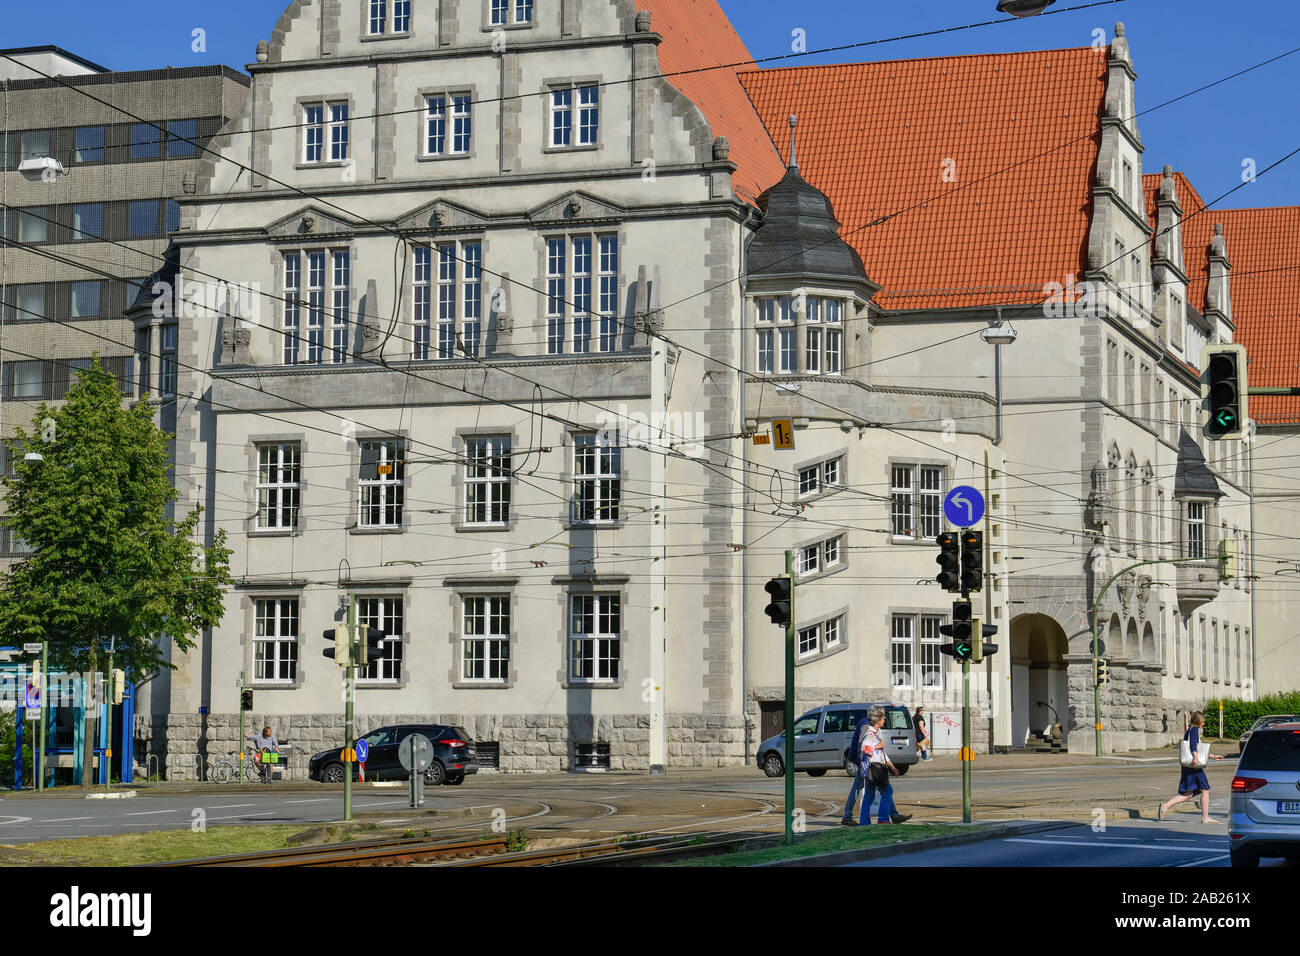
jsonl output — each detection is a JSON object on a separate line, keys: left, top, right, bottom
{"left": 844, "top": 821, "right": 1296, "bottom": 867}
{"left": 0, "top": 753, "right": 1268, "bottom": 864}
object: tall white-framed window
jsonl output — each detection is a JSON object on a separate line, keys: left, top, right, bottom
{"left": 359, "top": 439, "right": 405, "bottom": 528}
{"left": 257, "top": 443, "right": 301, "bottom": 531}
{"left": 303, "top": 102, "right": 349, "bottom": 164}
{"left": 492, "top": 0, "right": 533, "bottom": 24}
{"left": 546, "top": 238, "right": 566, "bottom": 354}
{"left": 825, "top": 298, "right": 843, "bottom": 374}
{"left": 368, "top": 0, "right": 388, "bottom": 34}
{"left": 550, "top": 85, "right": 599, "bottom": 148}
{"left": 465, "top": 436, "right": 511, "bottom": 526}
{"left": 367, "top": 0, "right": 411, "bottom": 35}
{"left": 425, "top": 94, "right": 472, "bottom": 156}
{"left": 1186, "top": 501, "right": 1205, "bottom": 559}
{"left": 570, "top": 593, "right": 620, "bottom": 681}
{"left": 160, "top": 325, "right": 178, "bottom": 396}
{"left": 891, "top": 615, "right": 914, "bottom": 690}
{"left": 283, "top": 249, "right": 349, "bottom": 365}
{"left": 254, "top": 598, "right": 299, "bottom": 683}
{"left": 462, "top": 595, "right": 510, "bottom": 682}
{"left": 798, "top": 456, "right": 842, "bottom": 499}
{"left": 416, "top": 241, "right": 482, "bottom": 359}
{"left": 306, "top": 251, "right": 326, "bottom": 364}
{"left": 413, "top": 245, "right": 432, "bottom": 359}
{"left": 331, "top": 251, "right": 350, "bottom": 362}
{"left": 1200, "top": 616, "right": 1208, "bottom": 677}
{"left": 891, "top": 464, "right": 944, "bottom": 538}
{"left": 598, "top": 235, "right": 619, "bottom": 352}
{"left": 573, "top": 432, "right": 620, "bottom": 523}
{"left": 920, "top": 615, "right": 944, "bottom": 690}
{"left": 798, "top": 544, "right": 819, "bottom": 576}
{"left": 547, "top": 235, "right": 616, "bottom": 354}
{"left": 357, "top": 596, "right": 403, "bottom": 682}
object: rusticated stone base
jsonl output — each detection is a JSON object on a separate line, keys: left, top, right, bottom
{"left": 138, "top": 711, "right": 748, "bottom": 780}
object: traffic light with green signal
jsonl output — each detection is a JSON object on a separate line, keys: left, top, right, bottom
{"left": 1201, "top": 344, "right": 1248, "bottom": 440}
{"left": 940, "top": 601, "right": 974, "bottom": 660}
{"left": 935, "top": 533, "right": 961, "bottom": 592}
{"left": 764, "top": 576, "right": 792, "bottom": 626}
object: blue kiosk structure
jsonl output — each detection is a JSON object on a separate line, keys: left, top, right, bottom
{"left": 2, "top": 660, "right": 135, "bottom": 788}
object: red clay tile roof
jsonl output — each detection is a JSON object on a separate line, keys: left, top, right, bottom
{"left": 640, "top": 0, "right": 785, "bottom": 206}
{"left": 1144, "top": 172, "right": 1300, "bottom": 424}
{"left": 739, "top": 48, "right": 1108, "bottom": 310}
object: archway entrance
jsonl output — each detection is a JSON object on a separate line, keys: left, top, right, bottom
{"left": 1010, "top": 614, "right": 1070, "bottom": 749}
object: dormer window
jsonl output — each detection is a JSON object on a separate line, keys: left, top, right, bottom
{"left": 367, "top": 0, "right": 411, "bottom": 36}
{"left": 492, "top": 0, "right": 533, "bottom": 26}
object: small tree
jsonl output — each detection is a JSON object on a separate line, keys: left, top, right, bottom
{"left": 0, "top": 358, "right": 231, "bottom": 785}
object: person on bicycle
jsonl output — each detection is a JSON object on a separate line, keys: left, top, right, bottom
{"left": 249, "top": 726, "right": 279, "bottom": 783}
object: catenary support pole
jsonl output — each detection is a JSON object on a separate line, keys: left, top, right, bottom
{"left": 344, "top": 594, "right": 356, "bottom": 822}
{"left": 784, "top": 549, "right": 795, "bottom": 845}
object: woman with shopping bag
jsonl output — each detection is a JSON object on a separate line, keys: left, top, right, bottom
{"left": 1158, "top": 712, "right": 1225, "bottom": 823}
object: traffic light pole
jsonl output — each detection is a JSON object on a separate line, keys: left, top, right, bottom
{"left": 1089, "top": 556, "right": 1215, "bottom": 756}
{"left": 783, "top": 549, "right": 795, "bottom": 846}
{"left": 104, "top": 637, "right": 114, "bottom": 793}
{"left": 37, "top": 640, "right": 47, "bottom": 791}
{"left": 961, "top": 656, "right": 971, "bottom": 824}
{"left": 344, "top": 595, "right": 356, "bottom": 823}
{"left": 238, "top": 671, "right": 246, "bottom": 783}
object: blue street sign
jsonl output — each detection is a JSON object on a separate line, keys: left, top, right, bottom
{"left": 355, "top": 739, "right": 369, "bottom": 764}
{"left": 943, "top": 485, "right": 985, "bottom": 528}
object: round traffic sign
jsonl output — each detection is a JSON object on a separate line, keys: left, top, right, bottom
{"left": 398, "top": 734, "right": 433, "bottom": 773}
{"left": 943, "top": 485, "right": 985, "bottom": 527}
{"left": 355, "top": 739, "right": 369, "bottom": 764}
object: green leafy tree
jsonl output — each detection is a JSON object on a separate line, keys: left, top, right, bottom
{"left": 0, "top": 358, "right": 231, "bottom": 782}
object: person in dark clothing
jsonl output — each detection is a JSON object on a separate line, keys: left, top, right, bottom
{"left": 914, "top": 706, "right": 932, "bottom": 761}
{"left": 1158, "top": 712, "right": 1224, "bottom": 823}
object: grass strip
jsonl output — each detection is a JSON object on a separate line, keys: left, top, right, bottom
{"left": 663, "top": 823, "right": 981, "bottom": 867}
{"left": 0, "top": 824, "right": 327, "bottom": 867}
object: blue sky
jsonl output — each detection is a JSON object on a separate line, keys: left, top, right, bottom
{"left": 4, "top": 0, "right": 1297, "bottom": 207}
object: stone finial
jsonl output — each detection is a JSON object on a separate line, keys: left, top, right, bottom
{"left": 712, "top": 136, "right": 730, "bottom": 161}
{"left": 1210, "top": 222, "right": 1228, "bottom": 258}
{"left": 635, "top": 10, "right": 652, "bottom": 32}
{"left": 1163, "top": 164, "right": 1173, "bottom": 177}
{"left": 1110, "top": 22, "right": 1130, "bottom": 63}
{"left": 256, "top": 40, "right": 269, "bottom": 64}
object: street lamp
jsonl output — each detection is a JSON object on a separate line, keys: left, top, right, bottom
{"left": 997, "top": 0, "right": 1057, "bottom": 15}
{"left": 24, "top": 452, "right": 44, "bottom": 463}
{"left": 981, "top": 309, "right": 1018, "bottom": 445}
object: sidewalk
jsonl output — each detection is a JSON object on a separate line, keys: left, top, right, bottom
{"left": 0, "top": 744, "right": 1215, "bottom": 798}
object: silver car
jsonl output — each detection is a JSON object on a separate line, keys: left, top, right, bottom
{"left": 1238, "top": 714, "right": 1299, "bottom": 755}
{"left": 756, "top": 702, "right": 918, "bottom": 778}
{"left": 1228, "top": 722, "right": 1300, "bottom": 867}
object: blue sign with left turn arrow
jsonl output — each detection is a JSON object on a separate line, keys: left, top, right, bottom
{"left": 943, "top": 485, "right": 985, "bottom": 528}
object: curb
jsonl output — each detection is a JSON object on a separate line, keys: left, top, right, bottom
{"left": 753, "top": 820, "right": 1073, "bottom": 867}
{"left": 85, "top": 791, "right": 137, "bottom": 800}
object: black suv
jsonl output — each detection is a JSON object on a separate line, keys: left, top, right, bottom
{"left": 308, "top": 724, "right": 478, "bottom": 786}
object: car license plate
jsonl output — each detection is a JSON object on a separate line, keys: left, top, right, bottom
{"left": 892, "top": 738, "right": 907, "bottom": 746}
{"left": 1277, "top": 801, "right": 1300, "bottom": 814}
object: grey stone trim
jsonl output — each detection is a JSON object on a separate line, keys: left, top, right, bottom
{"left": 375, "top": 61, "right": 397, "bottom": 182}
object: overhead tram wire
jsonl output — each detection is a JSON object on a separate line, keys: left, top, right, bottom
{"left": 6, "top": 43, "right": 1298, "bottom": 552}
{"left": 38, "top": 1, "right": 1130, "bottom": 154}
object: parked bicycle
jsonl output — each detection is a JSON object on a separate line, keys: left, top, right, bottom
{"left": 207, "top": 752, "right": 265, "bottom": 784}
